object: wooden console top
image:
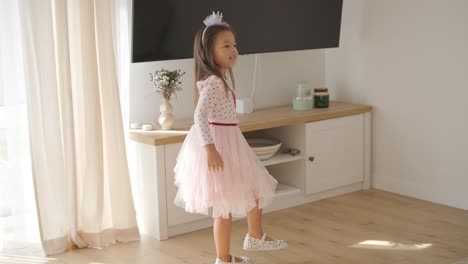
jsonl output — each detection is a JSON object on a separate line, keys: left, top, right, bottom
{"left": 129, "top": 101, "right": 372, "bottom": 146}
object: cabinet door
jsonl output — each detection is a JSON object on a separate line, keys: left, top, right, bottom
{"left": 305, "top": 114, "right": 364, "bottom": 194}
{"left": 165, "top": 143, "right": 210, "bottom": 227}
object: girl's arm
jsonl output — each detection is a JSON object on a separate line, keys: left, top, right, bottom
{"left": 194, "top": 76, "right": 223, "bottom": 147}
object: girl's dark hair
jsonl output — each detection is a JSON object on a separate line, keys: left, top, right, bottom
{"left": 193, "top": 24, "right": 237, "bottom": 107}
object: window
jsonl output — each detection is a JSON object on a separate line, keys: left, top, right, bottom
{"left": 0, "top": 0, "right": 41, "bottom": 254}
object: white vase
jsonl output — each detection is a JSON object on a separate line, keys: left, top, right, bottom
{"left": 158, "top": 98, "right": 175, "bottom": 130}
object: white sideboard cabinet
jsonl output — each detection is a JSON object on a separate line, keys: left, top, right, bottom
{"left": 129, "top": 102, "right": 372, "bottom": 240}
{"left": 305, "top": 114, "right": 365, "bottom": 194}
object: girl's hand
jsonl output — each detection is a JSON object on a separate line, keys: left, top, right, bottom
{"left": 204, "top": 144, "right": 224, "bottom": 173}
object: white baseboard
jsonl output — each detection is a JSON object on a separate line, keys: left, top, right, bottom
{"left": 374, "top": 176, "right": 468, "bottom": 211}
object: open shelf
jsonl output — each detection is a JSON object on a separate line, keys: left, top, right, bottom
{"left": 274, "top": 183, "right": 301, "bottom": 198}
{"left": 260, "top": 152, "right": 304, "bottom": 167}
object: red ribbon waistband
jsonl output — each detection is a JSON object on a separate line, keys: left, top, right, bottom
{"left": 208, "top": 122, "right": 238, "bottom": 126}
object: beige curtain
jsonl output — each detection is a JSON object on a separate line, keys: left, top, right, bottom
{"left": 20, "top": 0, "right": 139, "bottom": 255}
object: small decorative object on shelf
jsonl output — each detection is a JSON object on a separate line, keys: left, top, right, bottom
{"left": 292, "top": 82, "right": 313, "bottom": 110}
{"left": 130, "top": 122, "right": 141, "bottom": 129}
{"left": 281, "top": 147, "right": 301, "bottom": 156}
{"left": 150, "top": 68, "right": 186, "bottom": 130}
{"left": 313, "top": 88, "right": 329, "bottom": 108}
{"left": 141, "top": 124, "right": 154, "bottom": 131}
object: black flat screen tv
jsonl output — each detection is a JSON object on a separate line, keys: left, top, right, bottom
{"left": 132, "top": 0, "right": 343, "bottom": 63}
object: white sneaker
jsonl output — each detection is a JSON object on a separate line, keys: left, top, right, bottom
{"left": 243, "top": 233, "right": 287, "bottom": 251}
{"left": 215, "top": 255, "right": 254, "bottom": 264}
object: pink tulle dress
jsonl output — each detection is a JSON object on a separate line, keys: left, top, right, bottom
{"left": 173, "top": 75, "right": 278, "bottom": 219}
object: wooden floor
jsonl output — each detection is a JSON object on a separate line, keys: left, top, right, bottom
{"left": 3, "top": 189, "right": 468, "bottom": 264}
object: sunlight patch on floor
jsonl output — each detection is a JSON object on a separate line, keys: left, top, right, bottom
{"left": 350, "top": 240, "right": 432, "bottom": 250}
{"left": 451, "top": 258, "right": 468, "bottom": 264}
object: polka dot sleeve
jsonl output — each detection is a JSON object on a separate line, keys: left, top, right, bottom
{"left": 194, "top": 76, "right": 223, "bottom": 146}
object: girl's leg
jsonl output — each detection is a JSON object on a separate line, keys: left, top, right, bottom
{"left": 246, "top": 199, "right": 263, "bottom": 238}
{"left": 213, "top": 213, "right": 233, "bottom": 262}
{"left": 246, "top": 199, "right": 273, "bottom": 241}
{"left": 214, "top": 213, "right": 245, "bottom": 263}
{"left": 245, "top": 198, "right": 288, "bottom": 251}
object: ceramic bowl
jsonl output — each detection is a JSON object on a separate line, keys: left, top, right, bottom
{"left": 246, "top": 138, "right": 282, "bottom": 160}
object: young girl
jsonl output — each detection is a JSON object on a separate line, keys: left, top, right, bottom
{"left": 173, "top": 11, "right": 287, "bottom": 264}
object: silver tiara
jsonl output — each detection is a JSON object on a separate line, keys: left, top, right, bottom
{"left": 201, "top": 11, "right": 230, "bottom": 47}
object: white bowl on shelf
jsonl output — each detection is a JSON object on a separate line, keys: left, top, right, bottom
{"left": 246, "top": 138, "right": 282, "bottom": 160}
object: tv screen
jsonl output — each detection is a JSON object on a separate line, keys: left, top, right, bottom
{"left": 132, "top": 0, "right": 343, "bottom": 63}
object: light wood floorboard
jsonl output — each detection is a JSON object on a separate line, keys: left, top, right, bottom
{"left": 2, "top": 189, "right": 467, "bottom": 264}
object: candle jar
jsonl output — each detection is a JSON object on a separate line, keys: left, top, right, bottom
{"left": 313, "top": 88, "right": 329, "bottom": 108}
{"left": 296, "top": 82, "right": 311, "bottom": 97}
{"left": 292, "top": 82, "right": 313, "bottom": 110}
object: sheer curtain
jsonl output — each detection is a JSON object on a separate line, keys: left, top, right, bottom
{"left": 1, "top": 0, "right": 139, "bottom": 256}
{"left": 0, "top": 0, "right": 41, "bottom": 255}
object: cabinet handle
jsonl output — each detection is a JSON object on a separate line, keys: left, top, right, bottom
{"left": 308, "top": 156, "right": 315, "bottom": 162}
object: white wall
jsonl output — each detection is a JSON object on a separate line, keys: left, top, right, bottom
{"left": 327, "top": 0, "right": 468, "bottom": 210}
{"left": 130, "top": 50, "right": 326, "bottom": 124}
{"left": 129, "top": 0, "right": 468, "bottom": 210}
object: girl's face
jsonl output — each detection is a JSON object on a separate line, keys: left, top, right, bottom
{"left": 212, "top": 30, "right": 238, "bottom": 72}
